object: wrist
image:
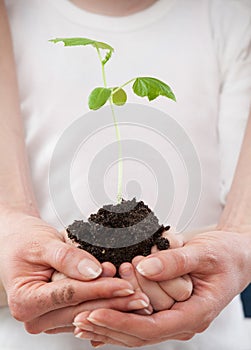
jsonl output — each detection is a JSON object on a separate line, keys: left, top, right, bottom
{"left": 0, "top": 203, "right": 40, "bottom": 222}
{"left": 217, "top": 202, "right": 251, "bottom": 233}
{"left": 217, "top": 193, "right": 251, "bottom": 234}
{"left": 216, "top": 222, "right": 251, "bottom": 234}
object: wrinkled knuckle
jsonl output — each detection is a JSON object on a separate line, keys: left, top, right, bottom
{"left": 27, "top": 240, "right": 43, "bottom": 262}
{"left": 172, "top": 251, "right": 190, "bottom": 274}
{"left": 54, "top": 245, "right": 73, "bottom": 268}
{"left": 202, "top": 246, "right": 219, "bottom": 271}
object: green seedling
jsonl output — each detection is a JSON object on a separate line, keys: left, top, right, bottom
{"left": 50, "top": 37, "right": 176, "bottom": 203}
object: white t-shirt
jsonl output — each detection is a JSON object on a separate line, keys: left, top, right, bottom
{"left": 1, "top": 0, "right": 251, "bottom": 349}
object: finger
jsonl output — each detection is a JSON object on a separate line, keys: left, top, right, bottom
{"left": 74, "top": 310, "right": 196, "bottom": 346}
{"left": 101, "top": 262, "right": 116, "bottom": 277}
{"left": 74, "top": 309, "right": 151, "bottom": 340}
{"left": 78, "top": 295, "right": 212, "bottom": 340}
{"left": 74, "top": 314, "right": 146, "bottom": 347}
{"left": 43, "top": 239, "right": 103, "bottom": 281}
{"left": 159, "top": 275, "right": 193, "bottom": 301}
{"left": 51, "top": 271, "right": 67, "bottom": 281}
{"left": 119, "top": 262, "right": 153, "bottom": 314}
{"left": 25, "top": 290, "right": 150, "bottom": 334}
{"left": 135, "top": 273, "right": 175, "bottom": 311}
{"left": 58, "top": 231, "right": 113, "bottom": 277}
{"left": 76, "top": 329, "right": 141, "bottom": 347}
{"left": 132, "top": 256, "right": 174, "bottom": 311}
{"left": 76, "top": 329, "right": 131, "bottom": 347}
{"left": 76, "top": 328, "right": 194, "bottom": 346}
{"left": 136, "top": 244, "right": 204, "bottom": 281}
{"left": 51, "top": 262, "right": 116, "bottom": 281}
{"left": 44, "top": 326, "right": 74, "bottom": 334}
{"left": 13, "top": 277, "right": 135, "bottom": 322}
{"left": 119, "top": 262, "right": 141, "bottom": 290}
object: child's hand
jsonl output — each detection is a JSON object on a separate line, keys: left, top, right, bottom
{"left": 119, "top": 231, "right": 193, "bottom": 313}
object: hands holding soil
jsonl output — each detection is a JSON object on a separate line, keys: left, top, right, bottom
{"left": 0, "top": 209, "right": 152, "bottom": 331}
{"left": 0, "top": 209, "right": 193, "bottom": 340}
{"left": 1, "top": 208, "right": 251, "bottom": 348}
{"left": 71, "top": 229, "right": 251, "bottom": 347}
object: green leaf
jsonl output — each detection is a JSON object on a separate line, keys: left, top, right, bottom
{"left": 49, "top": 37, "right": 114, "bottom": 63}
{"left": 88, "top": 87, "right": 112, "bottom": 110}
{"left": 111, "top": 87, "right": 127, "bottom": 106}
{"left": 49, "top": 37, "right": 114, "bottom": 51}
{"left": 132, "top": 77, "right": 176, "bottom": 102}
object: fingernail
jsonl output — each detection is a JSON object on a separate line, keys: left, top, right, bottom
{"left": 142, "top": 308, "right": 153, "bottom": 315}
{"left": 112, "top": 288, "right": 134, "bottom": 297}
{"left": 87, "top": 316, "right": 105, "bottom": 327}
{"left": 75, "top": 331, "right": 84, "bottom": 339}
{"left": 136, "top": 257, "right": 164, "bottom": 276}
{"left": 128, "top": 299, "right": 149, "bottom": 309}
{"left": 73, "top": 322, "right": 83, "bottom": 328}
{"left": 77, "top": 259, "right": 102, "bottom": 279}
{"left": 119, "top": 264, "right": 132, "bottom": 277}
{"left": 78, "top": 323, "right": 94, "bottom": 332}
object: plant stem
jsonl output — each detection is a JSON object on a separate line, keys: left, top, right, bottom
{"left": 96, "top": 48, "right": 123, "bottom": 203}
{"left": 110, "top": 102, "right": 123, "bottom": 203}
{"left": 96, "top": 48, "right": 108, "bottom": 87}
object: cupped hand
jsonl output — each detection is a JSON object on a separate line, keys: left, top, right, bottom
{"left": 72, "top": 229, "right": 251, "bottom": 347}
{"left": 0, "top": 210, "right": 146, "bottom": 327}
{"left": 24, "top": 262, "right": 150, "bottom": 334}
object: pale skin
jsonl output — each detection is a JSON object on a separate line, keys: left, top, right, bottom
{"left": 70, "top": 111, "right": 251, "bottom": 347}
{"left": 70, "top": 0, "right": 158, "bottom": 16}
{"left": 23, "top": 231, "right": 192, "bottom": 335}
{"left": 0, "top": 0, "right": 193, "bottom": 336}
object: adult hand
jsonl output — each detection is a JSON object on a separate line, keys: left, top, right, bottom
{"left": 24, "top": 258, "right": 150, "bottom": 334}
{"left": 72, "top": 229, "right": 251, "bottom": 347}
{"left": 0, "top": 209, "right": 147, "bottom": 331}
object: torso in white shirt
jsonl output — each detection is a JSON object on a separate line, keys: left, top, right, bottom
{"left": 2, "top": 0, "right": 251, "bottom": 349}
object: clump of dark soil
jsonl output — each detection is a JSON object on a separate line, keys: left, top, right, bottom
{"left": 67, "top": 198, "right": 170, "bottom": 272}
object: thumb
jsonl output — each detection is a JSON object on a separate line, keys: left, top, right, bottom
{"left": 43, "top": 239, "right": 102, "bottom": 281}
{"left": 135, "top": 245, "right": 200, "bottom": 281}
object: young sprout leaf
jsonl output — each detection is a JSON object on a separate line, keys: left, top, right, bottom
{"left": 132, "top": 77, "right": 176, "bottom": 102}
{"left": 49, "top": 38, "right": 114, "bottom": 64}
{"left": 88, "top": 87, "right": 112, "bottom": 110}
{"left": 112, "top": 87, "right": 127, "bottom": 106}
